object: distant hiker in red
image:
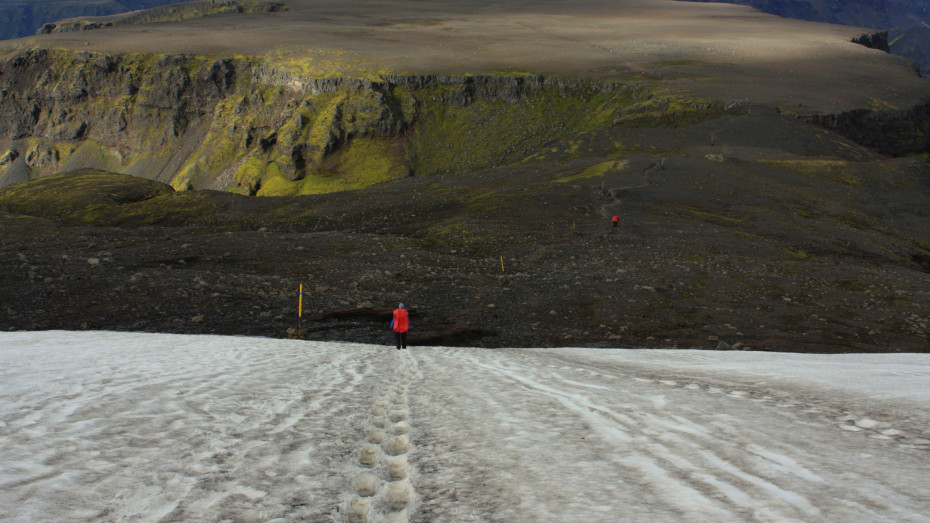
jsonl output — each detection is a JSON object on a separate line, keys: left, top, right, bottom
{"left": 612, "top": 215, "right": 620, "bottom": 228}
{"left": 391, "top": 303, "right": 409, "bottom": 350}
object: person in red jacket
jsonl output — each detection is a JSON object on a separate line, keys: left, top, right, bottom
{"left": 391, "top": 303, "right": 409, "bottom": 350}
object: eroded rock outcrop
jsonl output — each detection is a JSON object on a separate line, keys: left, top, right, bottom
{"left": 852, "top": 31, "right": 890, "bottom": 53}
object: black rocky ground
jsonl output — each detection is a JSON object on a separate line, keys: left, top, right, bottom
{"left": 3, "top": 109, "right": 930, "bottom": 352}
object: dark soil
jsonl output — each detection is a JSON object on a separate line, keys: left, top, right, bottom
{"left": 3, "top": 109, "right": 930, "bottom": 352}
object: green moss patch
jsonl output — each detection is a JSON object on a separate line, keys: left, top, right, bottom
{"left": 686, "top": 206, "right": 747, "bottom": 225}
{"left": 408, "top": 87, "right": 605, "bottom": 176}
{"left": 751, "top": 159, "right": 864, "bottom": 187}
{"left": 612, "top": 88, "right": 724, "bottom": 127}
{"left": 781, "top": 247, "right": 810, "bottom": 260}
{"left": 0, "top": 169, "right": 174, "bottom": 225}
{"left": 554, "top": 160, "right": 628, "bottom": 183}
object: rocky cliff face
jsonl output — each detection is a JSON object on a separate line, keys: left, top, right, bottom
{"left": 0, "top": 49, "right": 240, "bottom": 187}
{"left": 1, "top": 45, "right": 926, "bottom": 193}
{"left": 851, "top": 31, "right": 890, "bottom": 52}
{"left": 806, "top": 100, "right": 930, "bottom": 157}
{"left": 0, "top": 47, "right": 722, "bottom": 193}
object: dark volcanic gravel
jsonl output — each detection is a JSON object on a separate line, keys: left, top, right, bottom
{"left": 3, "top": 113, "right": 930, "bottom": 353}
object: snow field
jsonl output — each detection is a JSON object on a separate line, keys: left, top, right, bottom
{"left": 407, "top": 347, "right": 930, "bottom": 522}
{"left": 0, "top": 332, "right": 386, "bottom": 521}
{"left": 1, "top": 331, "right": 929, "bottom": 522}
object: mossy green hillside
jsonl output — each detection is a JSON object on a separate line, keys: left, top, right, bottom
{"left": 174, "top": 84, "right": 410, "bottom": 195}
{"left": 262, "top": 47, "right": 372, "bottom": 81}
{"left": 0, "top": 169, "right": 175, "bottom": 226}
{"left": 0, "top": 169, "right": 327, "bottom": 228}
{"left": 171, "top": 85, "right": 292, "bottom": 192}
{"left": 1, "top": 48, "right": 247, "bottom": 183}
{"left": 2, "top": 47, "right": 729, "bottom": 196}
{"left": 612, "top": 86, "right": 724, "bottom": 127}
{"left": 407, "top": 84, "right": 616, "bottom": 176}
{"left": 214, "top": 78, "right": 723, "bottom": 192}
{"left": 248, "top": 136, "right": 404, "bottom": 197}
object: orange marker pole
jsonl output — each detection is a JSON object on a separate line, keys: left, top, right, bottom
{"left": 298, "top": 284, "right": 303, "bottom": 331}
{"left": 500, "top": 255, "right": 505, "bottom": 273}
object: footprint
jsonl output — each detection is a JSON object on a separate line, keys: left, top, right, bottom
{"left": 346, "top": 498, "right": 370, "bottom": 523}
{"left": 354, "top": 473, "right": 379, "bottom": 497}
{"left": 392, "top": 421, "right": 410, "bottom": 435}
{"left": 384, "top": 435, "right": 411, "bottom": 457}
{"left": 385, "top": 455, "right": 408, "bottom": 480}
{"left": 368, "top": 428, "right": 386, "bottom": 444}
{"left": 359, "top": 445, "right": 381, "bottom": 468}
{"left": 385, "top": 480, "right": 413, "bottom": 511}
{"left": 854, "top": 418, "right": 883, "bottom": 429}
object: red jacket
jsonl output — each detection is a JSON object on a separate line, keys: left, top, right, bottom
{"left": 392, "top": 308, "right": 409, "bottom": 333}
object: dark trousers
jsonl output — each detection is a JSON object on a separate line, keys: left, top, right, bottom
{"left": 395, "top": 331, "right": 408, "bottom": 349}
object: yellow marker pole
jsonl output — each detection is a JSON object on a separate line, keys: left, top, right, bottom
{"left": 298, "top": 284, "right": 303, "bottom": 331}
{"left": 500, "top": 255, "right": 505, "bottom": 273}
